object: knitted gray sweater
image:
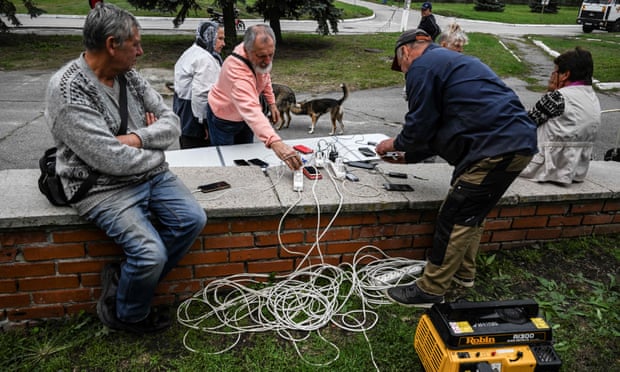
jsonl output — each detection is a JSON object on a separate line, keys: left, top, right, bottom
{"left": 44, "top": 55, "right": 180, "bottom": 215}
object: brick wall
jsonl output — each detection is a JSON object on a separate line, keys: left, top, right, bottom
{"left": 1, "top": 198, "right": 619, "bottom": 327}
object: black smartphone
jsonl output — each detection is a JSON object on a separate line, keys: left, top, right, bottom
{"left": 198, "top": 181, "right": 231, "bottom": 193}
{"left": 303, "top": 166, "right": 322, "bottom": 180}
{"left": 388, "top": 171, "right": 408, "bottom": 179}
{"left": 234, "top": 159, "right": 250, "bottom": 166}
{"left": 383, "top": 183, "right": 414, "bottom": 192}
{"left": 358, "top": 147, "right": 376, "bottom": 157}
{"left": 346, "top": 161, "right": 376, "bottom": 170}
{"left": 248, "top": 158, "right": 269, "bottom": 168}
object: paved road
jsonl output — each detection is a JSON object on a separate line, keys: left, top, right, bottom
{"left": 1, "top": 1, "right": 618, "bottom": 170}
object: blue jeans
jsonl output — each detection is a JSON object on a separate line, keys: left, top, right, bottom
{"left": 83, "top": 171, "right": 207, "bottom": 323}
{"left": 206, "top": 103, "right": 254, "bottom": 145}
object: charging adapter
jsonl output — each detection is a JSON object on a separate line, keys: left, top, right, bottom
{"left": 315, "top": 151, "right": 325, "bottom": 168}
{"left": 329, "top": 157, "right": 347, "bottom": 179}
{"left": 293, "top": 170, "right": 303, "bottom": 192}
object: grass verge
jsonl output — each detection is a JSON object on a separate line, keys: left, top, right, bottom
{"left": 1, "top": 235, "right": 618, "bottom": 371}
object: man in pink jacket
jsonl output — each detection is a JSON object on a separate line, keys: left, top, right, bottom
{"left": 206, "top": 24, "right": 301, "bottom": 171}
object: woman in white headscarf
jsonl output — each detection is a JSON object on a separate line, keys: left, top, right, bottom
{"left": 173, "top": 21, "right": 225, "bottom": 148}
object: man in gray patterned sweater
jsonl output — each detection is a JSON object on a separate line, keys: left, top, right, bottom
{"left": 44, "top": 3, "right": 207, "bottom": 334}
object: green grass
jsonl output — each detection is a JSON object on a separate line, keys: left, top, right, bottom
{"left": 1, "top": 235, "right": 618, "bottom": 371}
{"left": 13, "top": 0, "right": 371, "bottom": 19}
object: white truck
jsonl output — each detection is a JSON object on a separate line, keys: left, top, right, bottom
{"left": 577, "top": 0, "right": 620, "bottom": 33}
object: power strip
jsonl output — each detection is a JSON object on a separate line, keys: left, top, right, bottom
{"left": 372, "top": 264, "right": 425, "bottom": 285}
{"left": 328, "top": 157, "right": 346, "bottom": 179}
{"left": 293, "top": 170, "right": 303, "bottom": 191}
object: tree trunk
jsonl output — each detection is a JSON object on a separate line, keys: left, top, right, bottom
{"left": 222, "top": 0, "right": 238, "bottom": 54}
{"left": 267, "top": 5, "right": 283, "bottom": 44}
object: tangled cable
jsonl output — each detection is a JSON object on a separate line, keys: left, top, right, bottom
{"left": 178, "top": 142, "right": 426, "bottom": 369}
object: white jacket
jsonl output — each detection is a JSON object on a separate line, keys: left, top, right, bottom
{"left": 520, "top": 85, "right": 601, "bottom": 184}
{"left": 173, "top": 44, "right": 221, "bottom": 123}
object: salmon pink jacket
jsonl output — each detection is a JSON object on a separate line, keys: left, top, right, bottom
{"left": 207, "top": 43, "right": 280, "bottom": 147}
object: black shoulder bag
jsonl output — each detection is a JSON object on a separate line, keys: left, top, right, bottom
{"left": 38, "top": 75, "right": 129, "bottom": 206}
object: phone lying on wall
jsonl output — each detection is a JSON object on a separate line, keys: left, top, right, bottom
{"left": 198, "top": 181, "right": 231, "bottom": 193}
{"left": 293, "top": 144, "right": 313, "bottom": 154}
{"left": 358, "top": 147, "right": 376, "bottom": 157}
{"left": 234, "top": 159, "right": 250, "bottom": 166}
{"left": 248, "top": 158, "right": 269, "bottom": 168}
{"left": 303, "top": 166, "right": 322, "bottom": 180}
{"left": 346, "top": 161, "right": 376, "bottom": 170}
{"left": 383, "top": 183, "right": 414, "bottom": 192}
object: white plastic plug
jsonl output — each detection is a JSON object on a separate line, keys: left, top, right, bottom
{"left": 329, "top": 157, "right": 346, "bottom": 179}
{"left": 293, "top": 170, "right": 303, "bottom": 192}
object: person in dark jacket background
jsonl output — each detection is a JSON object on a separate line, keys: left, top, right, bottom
{"left": 376, "top": 29, "right": 537, "bottom": 307}
{"left": 417, "top": 2, "right": 441, "bottom": 41}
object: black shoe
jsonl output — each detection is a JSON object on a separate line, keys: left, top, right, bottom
{"left": 99, "top": 301, "right": 172, "bottom": 334}
{"left": 96, "top": 263, "right": 120, "bottom": 327}
{"left": 452, "top": 275, "right": 475, "bottom": 288}
{"left": 385, "top": 282, "right": 444, "bottom": 308}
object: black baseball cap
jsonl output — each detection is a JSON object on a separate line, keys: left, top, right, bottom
{"left": 391, "top": 29, "right": 432, "bottom": 71}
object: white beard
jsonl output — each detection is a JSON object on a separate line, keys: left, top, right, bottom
{"left": 255, "top": 63, "right": 272, "bottom": 74}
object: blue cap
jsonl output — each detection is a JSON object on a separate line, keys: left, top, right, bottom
{"left": 421, "top": 2, "right": 432, "bottom": 10}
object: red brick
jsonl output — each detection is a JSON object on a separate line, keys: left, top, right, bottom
{"left": 52, "top": 229, "right": 106, "bottom": 243}
{"left": 326, "top": 241, "right": 368, "bottom": 255}
{"left": 548, "top": 215, "right": 582, "bottom": 227}
{"left": 582, "top": 214, "right": 614, "bottom": 225}
{"left": 247, "top": 260, "right": 294, "bottom": 274}
{"left": 195, "top": 263, "right": 244, "bottom": 278}
{"left": 479, "top": 242, "right": 501, "bottom": 252}
{"left": 309, "top": 228, "right": 352, "bottom": 242}
{"left": 65, "top": 302, "right": 96, "bottom": 316}
{"left": 202, "top": 220, "right": 230, "bottom": 234}
{"left": 33, "top": 288, "right": 92, "bottom": 304}
{"left": 0, "top": 279, "right": 17, "bottom": 293}
{"left": 536, "top": 204, "right": 569, "bottom": 215}
{"left": 378, "top": 211, "right": 421, "bottom": 224}
{"left": 23, "top": 243, "right": 85, "bottom": 261}
{"left": 412, "top": 235, "right": 433, "bottom": 248}
{"left": 255, "top": 231, "right": 304, "bottom": 247}
{"left": 571, "top": 202, "right": 604, "bottom": 214}
{"left": 294, "top": 255, "right": 340, "bottom": 269}
{"left": 230, "top": 218, "right": 280, "bottom": 233}
{"left": 499, "top": 206, "right": 537, "bottom": 217}
{"left": 81, "top": 273, "right": 100, "bottom": 287}
{"left": 482, "top": 219, "right": 512, "bottom": 231}
{"left": 0, "top": 248, "right": 17, "bottom": 263}
{"left": 163, "top": 266, "right": 193, "bottom": 281}
{"left": 512, "top": 216, "right": 549, "bottom": 229}
{"left": 20, "top": 276, "right": 79, "bottom": 291}
{"left": 421, "top": 210, "right": 438, "bottom": 222}
{"left": 58, "top": 260, "right": 105, "bottom": 275}
{"left": 593, "top": 224, "right": 620, "bottom": 235}
{"left": 394, "top": 223, "right": 435, "bottom": 235}
{"left": 560, "top": 226, "right": 593, "bottom": 238}
{"left": 526, "top": 228, "right": 562, "bottom": 240}
{"left": 332, "top": 214, "right": 378, "bottom": 227}
{"left": 87, "top": 241, "right": 123, "bottom": 256}
{"left": 0, "top": 293, "right": 30, "bottom": 308}
{"left": 491, "top": 230, "right": 528, "bottom": 242}
{"left": 373, "top": 237, "right": 414, "bottom": 251}
{"left": 204, "top": 235, "right": 254, "bottom": 249}
{"left": 602, "top": 200, "right": 620, "bottom": 213}
{"left": 279, "top": 244, "right": 314, "bottom": 258}
{"left": 230, "top": 247, "right": 278, "bottom": 262}
{"left": 180, "top": 251, "right": 228, "bottom": 265}
{"left": 614, "top": 214, "right": 620, "bottom": 223}
{"left": 0, "top": 231, "right": 47, "bottom": 247}
{"left": 8, "top": 305, "right": 65, "bottom": 321}
{"left": 355, "top": 225, "right": 395, "bottom": 239}
{"left": 1, "top": 262, "right": 55, "bottom": 278}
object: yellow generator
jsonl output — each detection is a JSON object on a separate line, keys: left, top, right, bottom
{"left": 414, "top": 299, "right": 561, "bottom": 372}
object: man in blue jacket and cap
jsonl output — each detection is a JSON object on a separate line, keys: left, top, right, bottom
{"left": 376, "top": 29, "right": 537, "bottom": 307}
